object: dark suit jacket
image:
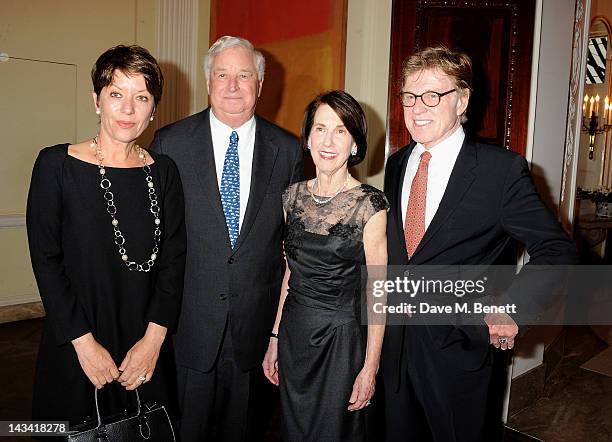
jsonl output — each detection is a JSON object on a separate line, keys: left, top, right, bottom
{"left": 151, "top": 108, "right": 303, "bottom": 372}
{"left": 381, "top": 137, "right": 576, "bottom": 391}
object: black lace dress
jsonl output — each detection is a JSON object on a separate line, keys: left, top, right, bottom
{"left": 279, "top": 181, "right": 388, "bottom": 442}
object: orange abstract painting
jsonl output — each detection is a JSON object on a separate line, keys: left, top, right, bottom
{"left": 211, "top": 0, "right": 347, "bottom": 136}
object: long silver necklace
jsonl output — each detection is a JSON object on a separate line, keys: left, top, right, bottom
{"left": 90, "top": 136, "right": 161, "bottom": 272}
{"left": 310, "top": 171, "right": 351, "bottom": 205}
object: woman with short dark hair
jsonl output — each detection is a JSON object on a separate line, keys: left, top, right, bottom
{"left": 27, "top": 45, "right": 185, "bottom": 427}
{"left": 263, "top": 90, "right": 388, "bottom": 441}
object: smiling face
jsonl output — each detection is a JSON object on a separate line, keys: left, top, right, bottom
{"left": 308, "top": 104, "right": 356, "bottom": 175}
{"left": 207, "top": 45, "right": 262, "bottom": 128}
{"left": 402, "top": 68, "right": 469, "bottom": 149}
{"left": 93, "top": 70, "right": 155, "bottom": 145}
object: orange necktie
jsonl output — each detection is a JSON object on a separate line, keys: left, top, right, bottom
{"left": 404, "top": 151, "right": 431, "bottom": 257}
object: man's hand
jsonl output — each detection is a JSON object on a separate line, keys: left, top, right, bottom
{"left": 484, "top": 312, "right": 518, "bottom": 350}
{"left": 72, "top": 333, "right": 120, "bottom": 389}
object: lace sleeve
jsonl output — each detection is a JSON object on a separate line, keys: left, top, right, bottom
{"left": 361, "top": 185, "right": 390, "bottom": 225}
{"left": 282, "top": 182, "right": 299, "bottom": 213}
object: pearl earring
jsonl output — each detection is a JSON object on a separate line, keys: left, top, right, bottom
{"left": 307, "top": 145, "right": 311, "bottom": 150}
{"left": 95, "top": 109, "right": 101, "bottom": 115}
{"left": 351, "top": 147, "right": 357, "bottom": 156}
{"left": 150, "top": 116, "right": 154, "bottom": 122}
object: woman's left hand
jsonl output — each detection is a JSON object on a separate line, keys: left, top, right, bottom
{"left": 262, "top": 338, "right": 280, "bottom": 386}
{"left": 348, "top": 366, "right": 376, "bottom": 411}
{"left": 118, "top": 323, "right": 167, "bottom": 390}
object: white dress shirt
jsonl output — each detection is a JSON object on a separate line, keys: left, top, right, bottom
{"left": 401, "top": 126, "right": 465, "bottom": 229}
{"left": 210, "top": 110, "right": 256, "bottom": 231}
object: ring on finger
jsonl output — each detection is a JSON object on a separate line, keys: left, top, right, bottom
{"left": 498, "top": 336, "right": 508, "bottom": 344}
{"left": 138, "top": 375, "right": 147, "bottom": 382}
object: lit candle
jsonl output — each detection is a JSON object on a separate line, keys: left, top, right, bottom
{"left": 590, "top": 96, "right": 595, "bottom": 116}
{"left": 584, "top": 94, "right": 589, "bottom": 116}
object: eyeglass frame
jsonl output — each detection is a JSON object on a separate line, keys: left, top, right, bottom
{"left": 399, "top": 89, "right": 457, "bottom": 108}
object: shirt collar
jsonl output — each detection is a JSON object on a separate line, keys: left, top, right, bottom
{"left": 414, "top": 125, "right": 465, "bottom": 159}
{"left": 210, "top": 109, "right": 256, "bottom": 142}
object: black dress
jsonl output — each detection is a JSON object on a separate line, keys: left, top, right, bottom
{"left": 26, "top": 144, "right": 186, "bottom": 426}
{"left": 279, "top": 182, "right": 388, "bottom": 442}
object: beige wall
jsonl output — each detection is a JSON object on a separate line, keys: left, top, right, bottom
{"left": 196, "top": 0, "right": 211, "bottom": 111}
{"left": 0, "top": 0, "right": 157, "bottom": 307}
{"left": 344, "top": 0, "right": 392, "bottom": 190}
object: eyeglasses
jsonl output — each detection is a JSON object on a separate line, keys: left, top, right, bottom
{"left": 399, "top": 89, "right": 456, "bottom": 107}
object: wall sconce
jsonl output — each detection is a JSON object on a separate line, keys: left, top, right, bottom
{"left": 582, "top": 94, "right": 612, "bottom": 160}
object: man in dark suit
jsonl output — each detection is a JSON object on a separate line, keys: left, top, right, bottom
{"left": 381, "top": 47, "right": 576, "bottom": 441}
{"left": 150, "top": 36, "right": 303, "bottom": 441}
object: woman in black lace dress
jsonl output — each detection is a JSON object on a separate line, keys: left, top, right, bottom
{"left": 263, "top": 90, "right": 388, "bottom": 441}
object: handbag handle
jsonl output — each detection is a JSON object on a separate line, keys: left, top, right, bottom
{"left": 93, "top": 386, "right": 143, "bottom": 429}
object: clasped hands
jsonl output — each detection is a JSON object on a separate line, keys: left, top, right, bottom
{"left": 72, "top": 323, "right": 166, "bottom": 390}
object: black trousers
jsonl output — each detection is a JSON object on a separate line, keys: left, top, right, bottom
{"left": 176, "top": 322, "right": 272, "bottom": 442}
{"left": 384, "top": 328, "right": 494, "bottom": 442}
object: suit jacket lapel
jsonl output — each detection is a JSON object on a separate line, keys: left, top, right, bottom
{"left": 411, "top": 138, "right": 477, "bottom": 261}
{"left": 189, "top": 109, "right": 227, "bottom": 228}
{"left": 233, "top": 116, "right": 279, "bottom": 252}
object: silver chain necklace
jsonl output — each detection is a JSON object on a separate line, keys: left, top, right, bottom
{"left": 310, "top": 171, "right": 351, "bottom": 205}
{"left": 90, "top": 136, "right": 161, "bottom": 272}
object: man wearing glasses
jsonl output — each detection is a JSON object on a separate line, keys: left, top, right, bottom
{"left": 381, "top": 47, "right": 575, "bottom": 441}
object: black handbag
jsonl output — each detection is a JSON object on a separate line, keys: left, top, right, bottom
{"left": 62, "top": 387, "right": 176, "bottom": 441}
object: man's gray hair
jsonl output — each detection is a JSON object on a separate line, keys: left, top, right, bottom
{"left": 204, "top": 36, "right": 266, "bottom": 81}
